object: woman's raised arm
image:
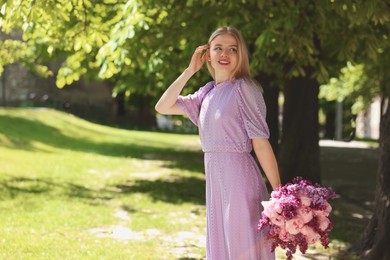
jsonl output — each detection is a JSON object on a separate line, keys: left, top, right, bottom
{"left": 155, "top": 45, "right": 208, "bottom": 115}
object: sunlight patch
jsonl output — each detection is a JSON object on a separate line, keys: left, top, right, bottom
{"left": 351, "top": 213, "right": 364, "bottom": 219}
{"left": 179, "top": 139, "right": 201, "bottom": 150}
{"left": 114, "top": 208, "right": 130, "bottom": 221}
{"left": 112, "top": 226, "right": 144, "bottom": 240}
{"left": 145, "top": 229, "right": 160, "bottom": 236}
{"left": 162, "top": 231, "right": 206, "bottom": 259}
{"left": 87, "top": 169, "right": 111, "bottom": 178}
{"left": 131, "top": 169, "right": 171, "bottom": 179}
{"left": 319, "top": 140, "right": 372, "bottom": 148}
{"left": 89, "top": 225, "right": 144, "bottom": 240}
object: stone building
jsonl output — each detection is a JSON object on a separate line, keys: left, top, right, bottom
{"left": 355, "top": 97, "right": 381, "bottom": 140}
{"left": 0, "top": 62, "right": 115, "bottom": 123}
{"left": 0, "top": 32, "right": 114, "bottom": 123}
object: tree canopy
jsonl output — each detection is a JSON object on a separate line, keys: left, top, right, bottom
{"left": 1, "top": 0, "right": 389, "bottom": 97}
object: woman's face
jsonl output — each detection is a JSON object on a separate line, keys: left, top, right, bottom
{"left": 208, "top": 34, "right": 238, "bottom": 79}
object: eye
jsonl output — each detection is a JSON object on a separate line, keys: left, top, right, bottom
{"left": 229, "top": 48, "right": 237, "bottom": 53}
{"left": 214, "top": 47, "right": 222, "bottom": 51}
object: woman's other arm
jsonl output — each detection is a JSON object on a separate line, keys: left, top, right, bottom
{"left": 252, "top": 138, "right": 281, "bottom": 190}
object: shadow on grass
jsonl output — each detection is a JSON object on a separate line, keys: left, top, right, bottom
{"left": 115, "top": 176, "right": 205, "bottom": 205}
{"left": 0, "top": 175, "right": 205, "bottom": 206}
{"left": 0, "top": 176, "right": 114, "bottom": 202}
{"left": 320, "top": 145, "right": 378, "bottom": 246}
{"left": 0, "top": 114, "right": 204, "bottom": 173}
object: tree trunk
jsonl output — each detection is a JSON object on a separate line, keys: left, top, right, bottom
{"left": 324, "top": 107, "right": 335, "bottom": 139}
{"left": 1, "top": 65, "right": 7, "bottom": 106}
{"left": 320, "top": 100, "right": 335, "bottom": 139}
{"left": 129, "top": 93, "right": 156, "bottom": 128}
{"left": 279, "top": 75, "right": 321, "bottom": 184}
{"left": 349, "top": 97, "right": 390, "bottom": 260}
{"left": 115, "top": 92, "right": 126, "bottom": 116}
{"left": 255, "top": 74, "right": 280, "bottom": 157}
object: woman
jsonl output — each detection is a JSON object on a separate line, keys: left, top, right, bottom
{"left": 155, "top": 26, "right": 280, "bottom": 260}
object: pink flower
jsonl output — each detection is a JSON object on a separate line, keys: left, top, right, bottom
{"left": 300, "top": 225, "right": 321, "bottom": 244}
{"left": 269, "top": 215, "right": 285, "bottom": 227}
{"left": 261, "top": 201, "right": 274, "bottom": 218}
{"left": 316, "top": 215, "right": 331, "bottom": 231}
{"left": 262, "top": 200, "right": 282, "bottom": 219}
{"left": 297, "top": 206, "right": 313, "bottom": 223}
{"left": 299, "top": 195, "right": 312, "bottom": 207}
{"left": 285, "top": 217, "right": 304, "bottom": 235}
{"left": 278, "top": 226, "right": 289, "bottom": 241}
{"left": 324, "top": 202, "right": 332, "bottom": 215}
{"left": 313, "top": 202, "right": 332, "bottom": 217}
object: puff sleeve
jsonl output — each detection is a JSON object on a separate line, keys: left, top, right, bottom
{"left": 176, "top": 82, "right": 214, "bottom": 126}
{"left": 237, "top": 80, "right": 270, "bottom": 139}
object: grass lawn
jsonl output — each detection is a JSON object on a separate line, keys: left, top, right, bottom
{"left": 0, "top": 108, "right": 379, "bottom": 259}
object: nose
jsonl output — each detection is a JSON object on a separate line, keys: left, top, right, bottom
{"left": 221, "top": 49, "right": 228, "bottom": 57}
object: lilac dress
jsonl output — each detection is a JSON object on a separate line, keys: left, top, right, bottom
{"left": 177, "top": 78, "right": 274, "bottom": 260}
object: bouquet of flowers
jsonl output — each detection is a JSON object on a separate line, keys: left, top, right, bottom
{"left": 258, "top": 177, "right": 337, "bottom": 260}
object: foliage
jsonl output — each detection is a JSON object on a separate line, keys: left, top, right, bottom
{"left": 230, "top": 0, "right": 390, "bottom": 83}
{"left": 1, "top": 0, "right": 389, "bottom": 98}
{"left": 319, "top": 62, "right": 379, "bottom": 115}
{"left": 0, "top": 38, "right": 53, "bottom": 77}
{"left": 319, "top": 46, "right": 389, "bottom": 138}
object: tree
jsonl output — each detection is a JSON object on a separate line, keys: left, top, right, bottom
{"left": 344, "top": 44, "right": 390, "bottom": 259}
{"left": 1, "top": 0, "right": 389, "bottom": 181}
{"left": 0, "top": 0, "right": 186, "bottom": 124}
{"left": 244, "top": 0, "right": 389, "bottom": 183}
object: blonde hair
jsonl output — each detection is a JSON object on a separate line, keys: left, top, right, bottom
{"left": 206, "top": 26, "right": 251, "bottom": 82}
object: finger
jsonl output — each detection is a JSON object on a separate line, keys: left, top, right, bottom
{"left": 200, "top": 50, "right": 207, "bottom": 59}
{"left": 196, "top": 44, "right": 209, "bottom": 51}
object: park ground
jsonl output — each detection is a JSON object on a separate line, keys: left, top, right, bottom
{"left": 0, "top": 108, "right": 378, "bottom": 259}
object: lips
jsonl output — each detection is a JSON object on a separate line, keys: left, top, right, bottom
{"left": 218, "top": 59, "right": 230, "bottom": 65}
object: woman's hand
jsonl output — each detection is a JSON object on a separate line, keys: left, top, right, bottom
{"left": 187, "top": 44, "right": 209, "bottom": 74}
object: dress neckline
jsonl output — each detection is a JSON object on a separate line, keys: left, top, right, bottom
{"left": 214, "top": 78, "right": 237, "bottom": 88}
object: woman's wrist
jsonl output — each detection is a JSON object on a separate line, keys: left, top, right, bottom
{"left": 183, "top": 68, "right": 196, "bottom": 78}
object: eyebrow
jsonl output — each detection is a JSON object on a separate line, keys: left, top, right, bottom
{"left": 214, "top": 44, "right": 238, "bottom": 47}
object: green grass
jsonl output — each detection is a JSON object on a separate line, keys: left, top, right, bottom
{"left": 0, "top": 108, "right": 206, "bottom": 259}
{"left": 0, "top": 108, "right": 379, "bottom": 259}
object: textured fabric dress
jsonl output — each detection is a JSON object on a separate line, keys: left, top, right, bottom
{"left": 176, "top": 78, "right": 275, "bottom": 260}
